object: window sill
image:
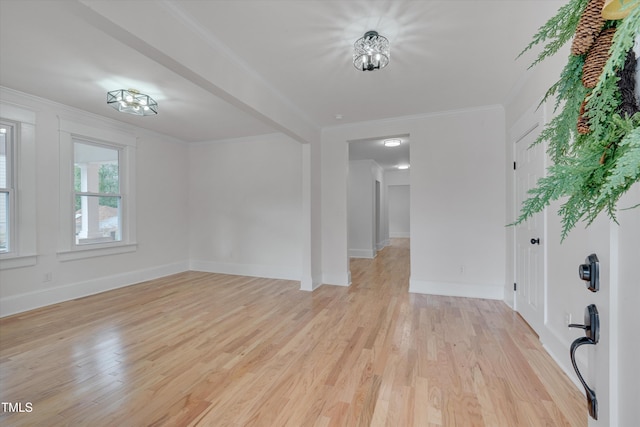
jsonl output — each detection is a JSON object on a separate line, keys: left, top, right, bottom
{"left": 0, "top": 253, "right": 38, "bottom": 270}
{"left": 57, "top": 242, "right": 137, "bottom": 262}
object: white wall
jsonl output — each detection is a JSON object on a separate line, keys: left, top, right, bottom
{"left": 322, "top": 106, "right": 506, "bottom": 299}
{"left": 348, "top": 160, "right": 374, "bottom": 258}
{"left": 188, "top": 133, "right": 303, "bottom": 280}
{"left": 0, "top": 89, "right": 190, "bottom": 317}
{"left": 348, "top": 159, "right": 386, "bottom": 258}
{"left": 388, "top": 185, "right": 410, "bottom": 238}
{"left": 386, "top": 169, "right": 410, "bottom": 186}
{"left": 411, "top": 107, "right": 506, "bottom": 299}
{"left": 387, "top": 169, "right": 410, "bottom": 238}
{"left": 615, "top": 183, "right": 640, "bottom": 426}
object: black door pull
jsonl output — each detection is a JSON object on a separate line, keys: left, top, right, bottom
{"left": 530, "top": 238, "right": 540, "bottom": 245}
{"left": 569, "top": 304, "right": 599, "bottom": 420}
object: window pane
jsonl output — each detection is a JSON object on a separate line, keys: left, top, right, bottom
{"left": 0, "top": 192, "right": 8, "bottom": 252}
{"left": 75, "top": 195, "right": 121, "bottom": 245}
{"left": 74, "top": 142, "right": 119, "bottom": 193}
{"left": 0, "top": 127, "right": 7, "bottom": 188}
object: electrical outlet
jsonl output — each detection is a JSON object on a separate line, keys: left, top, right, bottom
{"left": 460, "top": 265, "right": 465, "bottom": 274}
{"left": 43, "top": 272, "right": 53, "bottom": 283}
{"left": 564, "top": 312, "right": 572, "bottom": 326}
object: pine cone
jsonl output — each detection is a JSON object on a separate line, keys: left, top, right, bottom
{"left": 571, "top": 0, "right": 606, "bottom": 56}
{"left": 582, "top": 27, "right": 616, "bottom": 88}
{"left": 577, "top": 99, "right": 591, "bottom": 134}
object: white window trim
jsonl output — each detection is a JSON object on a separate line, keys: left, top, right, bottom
{"left": 0, "top": 102, "right": 37, "bottom": 270}
{"left": 57, "top": 118, "right": 137, "bottom": 261}
{"left": 0, "top": 121, "right": 15, "bottom": 254}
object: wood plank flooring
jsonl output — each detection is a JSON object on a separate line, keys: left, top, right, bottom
{"left": 0, "top": 239, "right": 586, "bottom": 426}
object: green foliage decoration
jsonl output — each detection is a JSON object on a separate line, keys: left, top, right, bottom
{"left": 515, "top": 1, "right": 640, "bottom": 240}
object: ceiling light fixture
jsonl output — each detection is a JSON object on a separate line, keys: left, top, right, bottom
{"left": 398, "top": 164, "right": 410, "bottom": 170}
{"left": 384, "top": 138, "right": 401, "bottom": 147}
{"left": 107, "top": 89, "right": 158, "bottom": 116}
{"left": 353, "top": 30, "right": 390, "bottom": 71}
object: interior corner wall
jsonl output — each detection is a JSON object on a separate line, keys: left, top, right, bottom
{"left": 0, "top": 89, "right": 190, "bottom": 317}
{"left": 301, "top": 140, "right": 323, "bottom": 291}
{"left": 322, "top": 106, "right": 506, "bottom": 297}
{"left": 187, "top": 134, "right": 303, "bottom": 281}
{"left": 388, "top": 185, "right": 410, "bottom": 238}
{"left": 348, "top": 160, "right": 375, "bottom": 258}
{"left": 387, "top": 169, "right": 411, "bottom": 239}
{"left": 348, "top": 159, "right": 386, "bottom": 258}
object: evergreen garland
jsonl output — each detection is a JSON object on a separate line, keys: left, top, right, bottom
{"left": 515, "top": 2, "right": 640, "bottom": 240}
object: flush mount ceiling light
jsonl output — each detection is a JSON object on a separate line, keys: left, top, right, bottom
{"left": 107, "top": 89, "right": 158, "bottom": 116}
{"left": 353, "top": 30, "right": 390, "bottom": 71}
{"left": 397, "top": 164, "right": 410, "bottom": 170}
{"left": 384, "top": 138, "right": 401, "bottom": 147}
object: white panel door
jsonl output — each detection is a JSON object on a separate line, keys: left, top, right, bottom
{"left": 513, "top": 109, "right": 546, "bottom": 333}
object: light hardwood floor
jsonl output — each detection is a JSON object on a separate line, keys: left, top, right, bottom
{"left": 0, "top": 239, "right": 585, "bottom": 426}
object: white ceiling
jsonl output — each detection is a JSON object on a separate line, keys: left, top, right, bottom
{"left": 0, "top": 0, "right": 563, "bottom": 156}
{"left": 349, "top": 135, "right": 410, "bottom": 170}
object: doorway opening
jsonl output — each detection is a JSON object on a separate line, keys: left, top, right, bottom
{"left": 347, "top": 134, "right": 410, "bottom": 285}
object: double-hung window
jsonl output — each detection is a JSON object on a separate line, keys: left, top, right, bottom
{"left": 0, "top": 121, "right": 15, "bottom": 253}
{"left": 74, "top": 140, "right": 122, "bottom": 245}
{"left": 0, "top": 100, "right": 36, "bottom": 270}
{"left": 57, "top": 118, "right": 136, "bottom": 260}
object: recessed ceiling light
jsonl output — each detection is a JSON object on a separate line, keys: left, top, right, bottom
{"left": 335, "top": 114, "right": 343, "bottom": 120}
{"left": 384, "top": 138, "right": 401, "bottom": 147}
{"left": 398, "top": 164, "right": 410, "bottom": 170}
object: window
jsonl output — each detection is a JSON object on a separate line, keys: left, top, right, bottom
{"left": 0, "top": 100, "right": 36, "bottom": 270}
{"left": 57, "top": 118, "right": 136, "bottom": 261}
{"left": 74, "top": 140, "right": 122, "bottom": 245}
{"left": 0, "top": 121, "right": 14, "bottom": 253}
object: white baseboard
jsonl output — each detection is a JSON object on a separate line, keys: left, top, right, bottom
{"left": 189, "top": 260, "right": 301, "bottom": 282}
{"left": 0, "top": 261, "right": 189, "bottom": 318}
{"left": 376, "top": 240, "right": 389, "bottom": 251}
{"left": 349, "top": 248, "right": 375, "bottom": 258}
{"left": 300, "top": 275, "right": 323, "bottom": 291}
{"left": 390, "top": 232, "right": 410, "bottom": 238}
{"left": 409, "top": 278, "right": 504, "bottom": 300}
{"left": 322, "top": 271, "right": 350, "bottom": 286}
{"left": 540, "top": 324, "right": 585, "bottom": 392}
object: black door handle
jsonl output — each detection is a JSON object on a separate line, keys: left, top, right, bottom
{"left": 570, "top": 337, "right": 598, "bottom": 420}
{"left": 568, "top": 304, "right": 599, "bottom": 420}
{"left": 530, "top": 238, "right": 540, "bottom": 245}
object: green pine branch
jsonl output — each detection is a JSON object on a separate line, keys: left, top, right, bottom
{"left": 514, "top": 1, "right": 640, "bottom": 240}
{"left": 518, "top": 0, "right": 589, "bottom": 68}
